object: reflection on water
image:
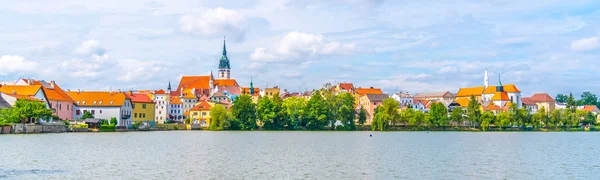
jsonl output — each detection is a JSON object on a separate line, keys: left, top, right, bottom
{"left": 0, "top": 132, "right": 599, "bottom": 179}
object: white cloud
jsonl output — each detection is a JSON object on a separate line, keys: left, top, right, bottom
{"left": 0, "top": 55, "right": 39, "bottom": 75}
{"left": 250, "top": 31, "right": 356, "bottom": 62}
{"left": 571, "top": 37, "right": 598, "bottom": 51}
{"left": 116, "top": 59, "right": 164, "bottom": 82}
{"left": 74, "top": 39, "right": 107, "bottom": 56}
{"left": 179, "top": 7, "right": 248, "bottom": 41}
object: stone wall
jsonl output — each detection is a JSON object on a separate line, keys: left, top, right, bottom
{"left": 0, "top": 126, "right": 11, "bottom": 134}
{"left": 11, "top": 124, "right": 67, "bottom": 134}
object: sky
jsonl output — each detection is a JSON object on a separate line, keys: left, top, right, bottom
{"left": 0, "top": 0, "right": 599, "bottom": 97}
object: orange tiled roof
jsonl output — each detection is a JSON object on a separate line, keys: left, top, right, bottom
{"left": 3, "top": 93, "right": 44, "bottom": 102}
{"left": 504, "top": 101, "right": 513, "bottom": 108}
{"left": 483, "top": 102, "right": 502, "bottom": 111}
{"left": 456, "top": 86, "right": 485, "bottom": 97}
{"left": 181, "top": 88, "right": 197, "bottom": 99}
{"left": 67, "top": 91, "right": 128, "bottom": 107}
{"left": 126, "top": 93, "right": 153, "bottom": 103}
{"left": 338, "top": 83, "right": 354, "bottom": 91}
{"left": 530, "top": 93, "right": 555, "bottom": 103}
{"left": 170, "top": 96, "right": 182, "bottom": 104}
{"left": 582, "top": 105, "right": 600, "bottom": 112}
{"left": 190, "top": 101, "right": 212, "bottom": 111}
{"left": 455, "top": 97, "right": 471, "bottom": 107}
{"left": 483, "top": 84, "right": 521, "bottom": 94}
{"left": 355, "top": 88, "right": 383, "bottom": 95}
{"left": 214, "top": 79, "right": 238, "bottom": 86}
{"left": 29, "top": 80, "right": 74, "bottom": 102}
{"left": 177, "top": 76, "right": 211, "bottom": 91}
{"left": 154, "top": 89, "right": 167, "bottom": 95}
{"left": 0, "top": 85, "right": 42, "bottom": 96}
{"left": 491, "top": 92, "right": 510, "bottom": 101}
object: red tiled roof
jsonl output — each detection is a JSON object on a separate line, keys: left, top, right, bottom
{"left": 154, "top": 89, "right": 167, "bottom": 95}
{"left": 530, "top": 93, "right": 555, "bottom": 103}
{"left": 125, "top": 92, "right": 153, "bottom": 103}
{"left": 355, "top": 88, "right": 383, "bottom": 95}
{"left": 339, "top": 83, "right": 354, "bottom": 91}
{"left": 521, "top": 97, "right": 536, "bottom": 105}
{"left": 582, "top": 105, "right": 600, "bottom": 112}
{"left": 29, "top": 80, "right": 74, "bottom": 102}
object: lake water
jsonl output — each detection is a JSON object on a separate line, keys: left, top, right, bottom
{"left": 0, "top": 131, "right": 599, "bottom": 179}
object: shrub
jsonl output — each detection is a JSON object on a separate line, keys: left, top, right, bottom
{"left": 110, "top": 117, "right": 118, "bottom": 125}
{"left": 100, "top": 125, "right": 116, "bottom": 132}
{"left": 64, "top": 120, "right": 70, "bottom": 126}
{"left": 77, "top": 124, "right": 88, "bottom": 128}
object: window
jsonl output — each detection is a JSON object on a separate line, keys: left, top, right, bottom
{"left": 142, "top": 104, "right": 146, "bottom": 109}
{"left": 193, "top": 112, "right": 198, "bottom": 116}
{"left": 99, "top": 101, "right": 102, "bottom": 104}
{"left": 159, "top": 111, "right": 161, "bottom": 114}
{"left": 134, "top": 113, "right": 138, "bottom": 118}
{"left": 91, "top": 110, "right": 95, "bottom": 115}
{"left": 202, "top": 112, "right": 206, "bottom": 116}
{"left": 67, "top": 104, "right": 69, "bottom": 110}
{"left": 76, "top": 110, "right": 81, "bottom": 115}
{"left": 84, "top": 110, "right": 88, "bottom": 113}
{"left": 59, "top": 104, "right": 62, "bottom": 110}
{"left": 100, "top": 110, "right": 102, "bottom": 114}
{"left": 93, "top": 101, "right": 97, "bottom": 104}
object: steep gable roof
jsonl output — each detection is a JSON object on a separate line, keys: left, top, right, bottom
{"left": 530, "top": 93, "right": 555, "bottom": 103}
{"left": 0, "top": 93, "right": 11, "bottom": 108}
{"left": 491, "top": 92, "right": 510, "bottom": 101}
{"left": 190, "top": 101, "right": 212, "bottom": 111}
{"left": 456, "top": 86, "right": 485, "bottom": 97}
{"left": 29, "top": 80, "right": 74, "bottom": 102}
{"left": 67, "top": 91, "right": 128, "bottom": 107}
{"left": 582, "top": 105, "right": 599, "bottom": 113}
{"left": 170, "top": 96, "right": 182, "bottom": 104}
{"left": 338, "top": 83, "right": 354, "bottom": 91}
{"left": 177, "top": 76, "right": 211, "bottom": 91}
{"left": 0, "top": 85, "right": 42, "bottom": 96}
{"left": 483, "top": 84, "right": 521, "bottom": 94}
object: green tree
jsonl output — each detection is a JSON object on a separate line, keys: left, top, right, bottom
{"left": 532, "top": 106, "right": 547, "bottom": 129}
{"left": 109, "top": 117, "right": 117, "bottom": 126}
{"left": 567, "top": 93, "right": 577, "bottom": 113}
{"left": 496, "top": 111, "right": 511, "bottom": 130}
{"left": 81, "top": 111, "right": 94, "bottom": 119}
{"left": 450, "top": 108, "right": 464, "bottom": 127}
{"left": 579, "top": 92, "right": 599, "bottom": 107}
{"left": 305, "top": 91, "right": 329, "bottom": 130}
{"left": 257, "top": 96, "right": 277, "bottom": 129}
{"left": 1, "top": 99, "right": 53, "bottom": 124}
{"left": 358, "top": 106, "right": 367, "bottom": 127}
{"left": 283, "top": 96, "right": 306, "bottom": 129}
{"left": 231, "top": 94, "right": 258, "bottom": 130}
{"left": 338, "top": 105, "right": 356, "bottom": 130}
{"left": 411, "top": 110, "right": 425, "bottom": 129}
{"left": 555, "top": 94, "right": 568, "bottom": 103}
{"left": 429, "top": 102, "right": 448, "bottom": 128}
{"left": 401, "top": 108, "right": 414, "bottom": 127}
{"left": 271, "top": 93, "right": 286, "bottom": 129}
{"left": 371, "top": 106, "right": 389, "bottom": 131}
{"left": 209, "top": 104, "right": 230, "bottom": 130}
{"left": 466, "top": 95, "right": 481, "bottom": 128}
{"left": 549, "top": 109, "right": 562, "bottom": 129}
{"left": 480, "top": 111, "right": 495, "bottom": 131}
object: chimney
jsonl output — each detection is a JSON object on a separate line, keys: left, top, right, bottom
{"left": 78, "top": 89, "right": 81, "bottom": 93}
{"left": 370, "top": 87, "right": 374, "bottom": 89}
{"left": 128, "top": 90, "right": 132, "bottom": 96}
{"left": 28, "top": 78, "right": 33, "bottom": 85}
{"left": 50, "top": 80, "right": 56, "bottom": 88}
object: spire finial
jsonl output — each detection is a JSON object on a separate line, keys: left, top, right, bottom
{"left": 222, "top": 36, "right": 227, "bottom": 56}
{"left": 168, "top": 79, "right": 172, "bottom": 91}
{"left": 498, "top": 74, "right": 502, "bottom": 86}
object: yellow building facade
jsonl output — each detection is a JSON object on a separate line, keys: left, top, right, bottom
{"left": 189, "top": 101, "right": 213, "bottom": 126}
{"left": 126, "top": 92, "right": 156, "bottom": 123}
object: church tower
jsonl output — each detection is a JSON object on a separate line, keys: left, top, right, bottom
{"left": 218, "top": 37, "right": 231, "bottom": 80}
{"left": 484, "top": 69, "right": 489, "bottom": 88}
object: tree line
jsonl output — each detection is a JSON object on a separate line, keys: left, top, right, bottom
{"left": 208, "top": 83, "right": 365, "bottom": 130}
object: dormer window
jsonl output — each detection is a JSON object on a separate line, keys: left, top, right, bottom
{"left": 82, "top": 101, "right": 86, "bottom": 104}
{"left": 93, "top": 101, "right": 97, "bottom": 104}
{"left": 110, "top": 101, "right": 114, "bottom": 104}
{"left": 99, "top": 101, "right": 102, "bottom": 104}
{"left": 77, "top": 101, "right": 80, "bottom": 104}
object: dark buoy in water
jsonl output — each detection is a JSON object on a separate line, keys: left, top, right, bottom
{"left": 427, "top": 132, "right": 429, "bottom": 134}
{"left": 369, "top": 134, "right": 372, "bottom": 137}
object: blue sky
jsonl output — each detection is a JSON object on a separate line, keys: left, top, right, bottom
{"left": 0, "top": 0, "right": 599, "bottom": 97}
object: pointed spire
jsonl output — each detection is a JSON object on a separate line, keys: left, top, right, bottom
{"left": 484, "top": 68, "right": 489, "bottom": 88}
{"left": 222, "top": 36, "right": 227, "bottom": 56}
{"left": 498, "top": 74, "right": 502, "bottom": 86}
{"left": 166, "top": 79, "right": 171, "bottom": 92}
{"left": 250, "top": 76, "right": 254, "bottom": 95}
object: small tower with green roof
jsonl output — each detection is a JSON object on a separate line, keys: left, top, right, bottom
{"left": 218, "top": 37, "right": 231, "bottom": 80}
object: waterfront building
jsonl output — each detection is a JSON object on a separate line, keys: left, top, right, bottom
{"left": 391, "top": 91, "right": 414, "bottom": 105}
{"left": 334, "top": 82, "right": 355, "bottom": 94}
{"left": 189, "top": 101, "right": 213, "bottom": 126}
{"left": 354, "top": 87, "right": 383, "bottom": 107}
{"left": 413, "top": 91, "right": 454, "bottom": 104}
{"left": 454, "top": 70, "right": 522, "bottom": 109}
{"left": 521, "top": 97, "right": 538, "bottom": 114}
{"left": 528, "top": 93, "right": 556, "bottom": 112}
{"left": 15, "top": 79, "right": 75, "bottom": 120}
{"left": 180, "top": 88, "right": 198, "bottom": 120}
{"left": 359, "top": 94, "right": 389, "bottom": 124}
{"left": 0, "top": 84, "right": 52, "bottom": 123}
{"left": 126, "top": 91, "right": 155, "bottom": 124}
{"left": 67, "top": 91, "right": 133, "bottom": 127}
{"left": 152, "top": 89, "right": 170, "bottom": 124}
{"left": 169, "top": 96, "right": 183, "bottom": 122}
